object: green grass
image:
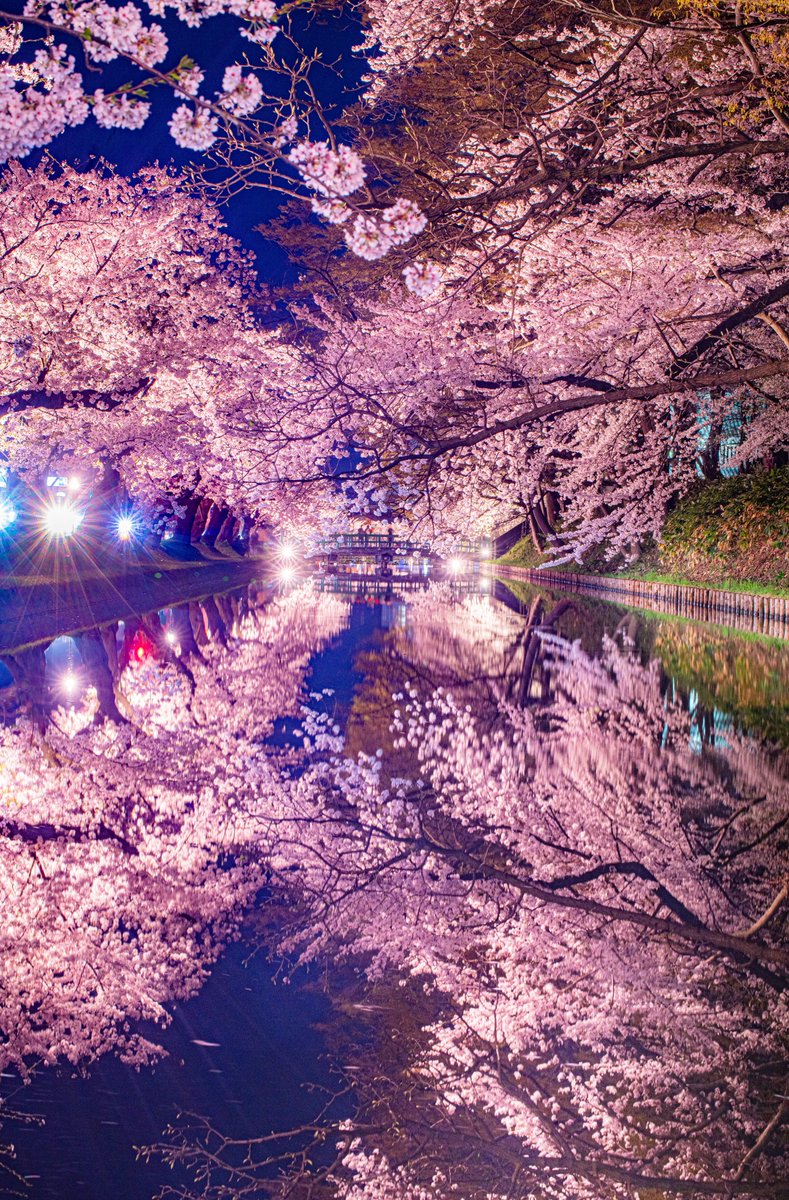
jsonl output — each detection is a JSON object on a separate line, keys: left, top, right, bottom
{"left": 496, "top": 537, "right": 547, "bottom": 570}
{"left": 604, "top": 568, "right": 789, "bottom": 599}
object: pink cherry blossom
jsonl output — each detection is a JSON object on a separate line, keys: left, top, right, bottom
{"left": 289, "top": 140, "right": 367, "bottom": 197}
{"left": 381, "top": 198, "right": 427, "bottom": 242}
{"left": 219, "top": 63, "right": 263, "bottom": 116}
{"left": 343, "top": 212, "right": 394, "bottom": 260}
{"left": 168, "top": 102, "right": 218, "bottom": 149}
{"left": 403, "top": 260, "right": 441, "bottom": 297}
{"left": 311, "top": 196, "right": 351, "bottom": 224}
{"left": 92, "top": 88, "right": 150, "bottom": 128}
{"left": 0, "top": 45, "right": 88, "bottom": 161}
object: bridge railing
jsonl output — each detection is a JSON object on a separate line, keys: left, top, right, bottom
{"left": 316, "top": 534, "right": 492, "bottom": 557}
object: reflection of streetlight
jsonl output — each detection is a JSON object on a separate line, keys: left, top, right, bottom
{"left": 164, "top": 629, "right": 180, "bottom": 651}
{"left": 61, "top": 670, "right": 79, "bottom": 697}
{"left": 42, "top": 501, "right": 82, "bottom": 538}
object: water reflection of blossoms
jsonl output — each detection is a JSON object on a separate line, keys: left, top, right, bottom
{"left": 156, "top": 590, "right": 788, "bottom": 1200}
{"left": 0, "top": 583, "right": 349, "bottom": 1076}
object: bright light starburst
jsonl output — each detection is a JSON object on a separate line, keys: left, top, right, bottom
{"left": 117, "top": 515, "right": 135, "bottom": 541}
{"left": 42, "top": 501, "right": 82, "bottom": 538}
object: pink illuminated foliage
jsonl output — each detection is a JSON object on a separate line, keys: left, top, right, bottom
{"left": 1, "top": 2, "right": 789, "bottom": 548}
{"left": 0, "top": 160, "right": 348, "bottom": 527}
{"left": 0, "top": 1, "right": 427, "bottom": 257}
{"left": 146, "top": 590, "right": 789, "bottom": 1200}
{"left": 0, "top": 584, "right": 348, "bottom": 1081}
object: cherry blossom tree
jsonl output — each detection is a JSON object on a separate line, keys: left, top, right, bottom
{"left": 0, "top": 1, "right": 428, "bottom": 261}
{"left": 0, "top": 159, "right": 351, "bottom": 529}
{"left": 253, "top": 202, "right": 789, "bottom": 557}
{"left": 252, "top": 0, "right": 789, "bottom": 556}
{"left": 3, "top": 1, "right": 789, "bottom": 553}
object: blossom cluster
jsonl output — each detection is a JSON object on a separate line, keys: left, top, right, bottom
{"left": 93, "top": 88, "right": 150, "bottom": 128}
{"left": 168, "top": 103, "right": 219, "bottom": 149}
{"left": 68, "top": 1, "right": 169, "bottom": 67}
{"left": 403, "top": 259, "right": 441, "bottom": 297}
{"left": 0, "top": 45, "right": 88, "bottom": 162}
{"left": 311, "top": 196, "right": 350, "bottom": 224}
{"left": 4, "top": 1, "right": 281, "bottom": 160}
{"left": 176, "top": 64, "right": 204, "bottom": 96}
{"left": 344, "top": 199, "right": 427, "bottom": 261}
{"left": 219, "top": 64, "right": 263, "bottom": 116}
{"left": 289, "top": 140, "right": 367, "bottom": 197}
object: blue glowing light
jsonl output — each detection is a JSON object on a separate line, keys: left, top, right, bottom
{"left": 0, "top": 498, "right": 16, "bottom": 531}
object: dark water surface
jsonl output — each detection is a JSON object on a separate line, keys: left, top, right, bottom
{"left": 1, "top": 569, "right": 786, "bottom": 1199}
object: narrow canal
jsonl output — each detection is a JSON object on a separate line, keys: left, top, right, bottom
{"left": 1, "top": 571, "right": 786, "bottom": 1199}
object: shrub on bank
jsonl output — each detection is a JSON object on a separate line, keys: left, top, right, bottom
{"left": 659, "top": 467, "right": 789, "bottom": 588}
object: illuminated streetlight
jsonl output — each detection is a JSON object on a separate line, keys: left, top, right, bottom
{"left": 448, "top": 557, "right": 465, "bottom": 574}
{"left": 67, "top": 475, "right": 81, "bottom": 492}
{"left": 42, "top": 501, "right": 82, "bottom": 538}
{"left": 279, "top": 542, "right": 296, "bottom": 561}
{"left": 279, "top": 565, "right": 296, "bottom": 584}
{"left": 0, "top": 498, "right": 16, "bottom": 531}
{"left": 117, "top": 514, "right": 135, "bottom": 541}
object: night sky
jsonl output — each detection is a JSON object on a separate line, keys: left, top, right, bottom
{"left": 2, "top": 0, "right": 367, "bottom": 281}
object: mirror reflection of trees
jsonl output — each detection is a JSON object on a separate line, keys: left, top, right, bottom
{"left": 146, "top": 589, "right": 788, "bottom": 1200}
{"left": 0, "top": 584, "right": 349, "bottom": 1077}
{"left": 2, "top": 585, "right": 786, "bottom": 1199}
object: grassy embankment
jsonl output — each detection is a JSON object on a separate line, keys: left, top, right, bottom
{"left": 498, "top": 466, "right": 789, "bottom": 597}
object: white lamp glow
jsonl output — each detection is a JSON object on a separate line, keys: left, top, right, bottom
{"left": 117, "top": 515, "right": 135, "bottom": 541}
{"left": 42, "top": 501, "right": 82, "bottom": 538}
{"left": 61, "top": 670, "right": 79, "bottom": 697}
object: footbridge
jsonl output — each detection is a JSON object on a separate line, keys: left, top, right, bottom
{"left": 314, "top": 532, "right": 492, "bottom": 561}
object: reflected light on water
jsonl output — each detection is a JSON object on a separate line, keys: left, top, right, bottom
{"left": 1, "top": 572, "right": 786, "bottom": 1200}
{"left": 60, "top": 670, "right": 80, "bottom": 698}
